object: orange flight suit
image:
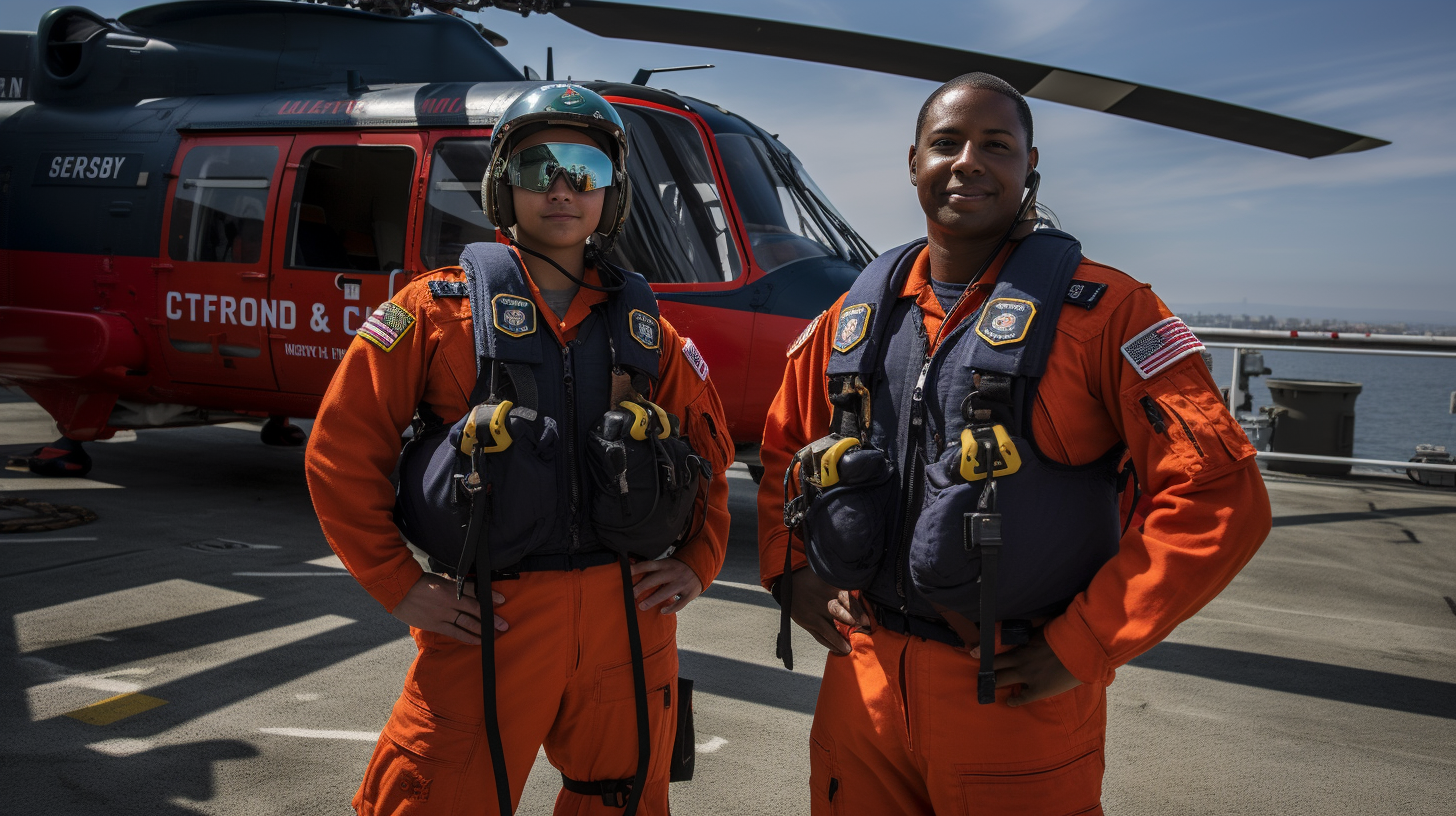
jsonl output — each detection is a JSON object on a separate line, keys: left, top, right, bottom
{"left": 758, "top": 244, "right": 1272, "bottom": 815}
{"left": 307, "top": 257, "right": 734, "bottom": 816}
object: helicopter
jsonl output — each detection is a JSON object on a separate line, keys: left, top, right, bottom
{"left": 0, "top": 0, "right": 1387, "bottom": 478}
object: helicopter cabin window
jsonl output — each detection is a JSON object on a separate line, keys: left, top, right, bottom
{"left": 168, "top": 145, "right": 279, "bottom": 264}
{"left": 420, "top": 138, "right": 495, "bottom": 270}
{"left": 605, "top": 107, "right": 742, "bottom": 284}
{"left": 287, "top": 146, "right": 415, "bottom": 273}
{"left": 714, "top": 133, "right": 845, "bottom": 275}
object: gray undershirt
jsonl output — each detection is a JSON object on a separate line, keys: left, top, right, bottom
{"left": 929, "top": 277, "right": 969, "bottom": 315}
{"left": 540, "top": 284, "right": 578, "bottom": 323}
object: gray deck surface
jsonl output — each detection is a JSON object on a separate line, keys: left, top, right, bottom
{"left": 1, "top": 401, "right": 1453, "bottom": 815}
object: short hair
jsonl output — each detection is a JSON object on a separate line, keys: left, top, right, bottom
{"left": 915, "top": 72, "right": 1034, "bottom": 148}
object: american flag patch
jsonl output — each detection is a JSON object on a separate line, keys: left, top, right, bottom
{"left": 682, "top": 337, "right": 709, "bottom": 380}
{"left": 1121, "top": 317, "right": 1204, "bottom": 379}
{"left": 358, "top": 302, "right": 415, "bottom": 352}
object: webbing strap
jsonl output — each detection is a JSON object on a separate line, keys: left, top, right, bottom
{"left": 561, "top": 774, "right": 634, "bottom": 808}
{"left": 468, "top": 497, "right": 513, "bottom": 815}
{"left": 499, "top": 362, "right": 539, "bottom": 414}
{"left": 616, "top": 554, "right": 650, "bottom": 816}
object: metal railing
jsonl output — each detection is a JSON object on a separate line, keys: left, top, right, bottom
{"left": 1189, "top": 327, "right": 1456, "bottom": 477}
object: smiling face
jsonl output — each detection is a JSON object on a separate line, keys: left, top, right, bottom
{"left": 509, "top": 127, "right": 607, "bottom": 251}
{"left": 909, "top": 87, "right": 1038, "bottom": 243}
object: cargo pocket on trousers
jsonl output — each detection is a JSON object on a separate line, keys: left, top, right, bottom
{"left": 956, "top": 746, "right": 1103, "bottom": 816}
{"left": 357, "top": 695, "right": 479, "bottom": 813}
{"left": 595, "top": 634, "right": 679, "bottom": 781}
{"left": 809, "top": 734, "right": 842, "bottom": 814}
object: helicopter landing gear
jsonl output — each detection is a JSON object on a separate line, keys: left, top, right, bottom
{"left": 6, "top": 437, "right": 93, "bottom": 478}
{"left": 261, "top": 416, "right": 307, "bottom": 447}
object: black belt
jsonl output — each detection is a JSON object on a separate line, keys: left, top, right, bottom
{"left": 429, "top": 550, "right": 619, "bottom": 579}
{"left": 871, "top": 605, "right": 965, "bottom": 649}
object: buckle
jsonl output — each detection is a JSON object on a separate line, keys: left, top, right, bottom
{"left": 783, "top": 494, "right": 805, "bottom": 530}
{"left": 963, "top": 512, "right": 1002, "bottom": 553}
{"left": 959, "top": 424, "right": 1021, "bottom": 482}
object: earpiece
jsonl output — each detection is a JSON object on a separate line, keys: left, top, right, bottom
{"left": 1025, "top": 169, "right": 1040, "bottom": 189}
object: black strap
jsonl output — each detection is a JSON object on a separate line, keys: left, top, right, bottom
{"left": 871, "top": 605, "right": 963, "bottom": 648}
{"left": 561, "top": 774, "right": 635, "bottom": 808}
{"left": 467, "top": 492, "right": 513, "bottom": 816}
{"left": 776, "top": 457, "right": 806, "bottom": 671}
{"left": 499, "top": 362, "right": 539, "bottom": 414}
{"left": 617, "top": 554, "right": 650, "bottom": 816}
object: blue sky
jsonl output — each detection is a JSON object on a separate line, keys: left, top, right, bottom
{"left": 5, "top": 0, "right": 1453, "bottom": 321}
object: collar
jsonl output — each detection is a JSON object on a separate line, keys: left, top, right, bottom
{"left": 901, "top": 241, "right": 1015, "bottom": 351}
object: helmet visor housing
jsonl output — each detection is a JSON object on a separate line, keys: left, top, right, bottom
{"left": 504, "top": 143, "right": 615, "bottom": 193}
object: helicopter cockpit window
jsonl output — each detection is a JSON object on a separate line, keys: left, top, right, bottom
{"left": 605, "top": 107, "right": 742, "bottom": 284}
{"left": 715, "top": 133, "right": 862, "bottom": 274}
{"left": 286, "top": 145, "right": 415, "bottom": 273}
{"left": 168, "top": 145, "right": 278, "bottom": 264}
{"left": 420, "top": 138, "right": 496, "bottom": 270}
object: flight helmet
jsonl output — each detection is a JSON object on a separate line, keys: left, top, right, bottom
{"left": 484, "top": 84, "right": 631, "bottom": 246}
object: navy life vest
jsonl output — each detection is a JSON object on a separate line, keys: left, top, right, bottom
{"left": 394, "top": 242, "right": 666, "bottom": 574}
{"left": 802, "top": 229, "right": 1123, "bottom": 642}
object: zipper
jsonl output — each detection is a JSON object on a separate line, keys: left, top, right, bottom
{"left": 562, "top": 341, "right": 581, "bottom": 551}
{"left": 893, "top": 318, "right": 931, "bottom": 606}
{"left": 1139, "top": 395, "right": 1168, "bottom": 434}
{"left": 1169, "top": 405, "right": 1206, "bottom": 457}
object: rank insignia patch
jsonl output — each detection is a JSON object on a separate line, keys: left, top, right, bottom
{"left": 975, "top": 298, "right": 1037, "bottom": 346}
{"left": 787, "top": 310, "right": 825, "bottom": 358}
{"left": 428, "top": 280, "right": 468, "bottom": 298}
{"left": 1121, "top": 316, "right": 1205, "bottom": 379}
{"left": 832, "top": 304, "right": 872, "bottom": 353}
{"left": 630, "top": 309, "right": 660, "bottom": 350}
{"left": 682, "top": 337, "right": 709, "bottom": 380}
{"left": 492, "top": 294, "right": 536, "bottom": 338}
{"left": 358, "top": 302, "right": 415, "bottom": 352}
{"left": 1064, "top": 279, "right": 1108, "bottom": 310}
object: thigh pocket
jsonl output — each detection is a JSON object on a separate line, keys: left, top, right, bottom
{"left": 358, "top": 696, "right": 479, "bottom": 813}
{"left": 955, "top": 747, "right": 1103, "bottom": 816}
{"left": 809, "top": 734, "right": 842, "bottom": 815}
{"left": 595, "top": 635, "right": 679, "bottom": 780}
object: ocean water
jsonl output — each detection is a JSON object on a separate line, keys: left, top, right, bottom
{"left": 1204, "top": 347, "right": 1456, "bottom": 464}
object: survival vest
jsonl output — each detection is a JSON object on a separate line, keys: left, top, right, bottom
{"left": 783, "top": 230, "right": 1123, "bottom": 701}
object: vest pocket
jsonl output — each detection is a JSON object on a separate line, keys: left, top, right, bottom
{"left": 472, "top": 410, "right": 561, "bottom": 568}
{"left": 802, "top": 446, "right": 897, "bottom": 591}
{"left": 907, "top": 444, "right": 985, "bottom": 616}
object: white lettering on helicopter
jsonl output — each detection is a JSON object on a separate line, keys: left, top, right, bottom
{"left": 166, "top": 291, "right": 296, "bottom": 330}
{"left": 49, "top": 155, "right": 128, "bottom": 180}
{"left": 283, "top": 343, "right": 348, "bottom": 360}
{"left": 0, "top": 77, "right": 23, "bottom": 99}
{"left": 277, "top": 99, "right": 364, "bottom": 116}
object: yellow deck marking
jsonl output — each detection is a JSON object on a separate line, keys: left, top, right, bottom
{"left": 64, "top": 693, "right": 167, "bottom": 725}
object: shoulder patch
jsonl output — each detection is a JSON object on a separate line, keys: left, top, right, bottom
{"left": 787, "top": 311, "right": 825, "bottom": 358}
{"left": 1121, "top": 316, "right": 1205, "bottom": 379}
{"left": 491, "top": 293, "right": 536, "bottom": 338}
{"left": 832, "top": 304, "right": 871, "bottom": 353}
{"left": 428, "top": 280, "right": 469, "bottom": 298}
{"left": 681, "top": 337, "right": 709, "bottom": 380}
{"left": 1064, "top": 279, "right": 1108, "bottom": 310}
{"left": 358, "top": 302, "right": 416, "bottom": 352}
{"left": 975, "top": 298, "right": 1037, "bottom": 346}
{"left": 629, "top": 308, "right": 660, "bottom": 350}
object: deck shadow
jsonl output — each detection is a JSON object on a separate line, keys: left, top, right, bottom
{"left": 1129, "top": 642, "right": 1456, "bottom": 720}
{"left": 680, "top": 649, "right": 820, "bottom": 715}
{"left": 1271, "top": 505, "right": 1456, "bottom": 528}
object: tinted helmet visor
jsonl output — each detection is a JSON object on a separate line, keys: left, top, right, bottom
{"left": 504, "top": 143, "right": 615, "bottom": 193}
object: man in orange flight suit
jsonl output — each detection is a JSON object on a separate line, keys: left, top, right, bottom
{"left": 307, "top": 85, "right": 733, "bottom": 815}
{"left": 758, "top": 73, "right": 1271, "bottom": 814}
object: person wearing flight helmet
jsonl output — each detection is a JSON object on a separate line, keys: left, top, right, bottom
{"left": 306, "top": 83, "right": 734, "bottom": 816}
{"left": 757, "top": 73, "right": 1271, "bottom": 813}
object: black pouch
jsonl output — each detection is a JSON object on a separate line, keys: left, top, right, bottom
{"left": 801, "top": 445, "right": 897, "bottom": 590}
{"left": 907, "top": 442, "right": 985, "bottom": 618}
{"left": 669, "top": 676, "right": 695, "bottom": 783}
{"left": 585, "top": 402, "right": 710, "bottom": 560}
{"left": 395, "top": 404, "right": 560, "bottom": 570}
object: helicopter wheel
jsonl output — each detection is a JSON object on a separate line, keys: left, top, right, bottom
{"left": 748, "top": 465, "right": 765, "bottom": 484}
{"left": 261, "top": 416, "right": 308, "bottom": 447}
{"left": 6, "top": 437, "right": 93, "bottom": 479}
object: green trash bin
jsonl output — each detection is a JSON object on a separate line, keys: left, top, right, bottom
{"left": 1265, "top": 379, "right": 1362, "bottom": 476}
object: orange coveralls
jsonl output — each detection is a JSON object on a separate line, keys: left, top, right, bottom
{"left": 758, "top": 245, "right": 1272, "bottom": 815}
{"left": 307, "top": 260, "right": 734, "bottom": 816}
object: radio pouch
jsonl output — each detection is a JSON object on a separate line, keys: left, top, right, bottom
{"left": 799, "top": 439, "right": 897, "bottom": 591}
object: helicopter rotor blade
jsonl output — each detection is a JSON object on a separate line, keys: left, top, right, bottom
{"left": 547, "top": 0, "right": 1387, "bottom": 158}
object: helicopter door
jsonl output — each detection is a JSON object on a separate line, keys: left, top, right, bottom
{"left": 269, "top": 133, "right": 423, "bottom": 394}
{"left": 158, "top": 136, "right": 292, "bottom": 389}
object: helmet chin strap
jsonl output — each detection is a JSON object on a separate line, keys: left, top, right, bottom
{"left": 509, "top": 235, "right": 626, "bottom": 293}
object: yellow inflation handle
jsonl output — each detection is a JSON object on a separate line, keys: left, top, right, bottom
{"left": 819, "top": 436, "right": 862, "bottom": 488}
{"left": 459, "top": 400, "right": 515, "bottom": 455}
{"left": 620, "top": 400, "right": 671, "bottom": 441}
{"left": 959, "top": 424, "right": 1021, "bottom": 481}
